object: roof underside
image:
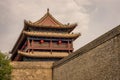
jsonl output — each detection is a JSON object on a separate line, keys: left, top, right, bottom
{"left": 24, "top": 20, "right": 77, "bottom": 29}
{"left": 23, "top": 31, "right": 80, "bottom": 39}
{"left": 18, "top": 51, "right": 69, "bottom": 58}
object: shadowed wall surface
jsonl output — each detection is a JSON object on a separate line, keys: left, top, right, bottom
{"left": 53, "top": 25, "right": 120, "bottom": 80}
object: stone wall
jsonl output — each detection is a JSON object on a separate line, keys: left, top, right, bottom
{"left": 11, "top": 61, "right": 53, "bottom": 80}
{"left": 53, "top": 25, "right": 120, "bottom": 80}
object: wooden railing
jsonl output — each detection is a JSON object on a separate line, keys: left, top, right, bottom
{"left": 21, "top": 40, "right": 73, "bottom": 52}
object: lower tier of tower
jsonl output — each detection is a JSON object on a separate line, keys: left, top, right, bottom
{"left": 13, "top": 51, "right": 69, "bottom": 61}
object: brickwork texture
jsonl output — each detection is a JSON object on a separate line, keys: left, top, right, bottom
{"left": 53, "top": 25, "right": 120, "bottom": 80}
{"left": 11, "top": 62, "right": 53, "bottom": 80}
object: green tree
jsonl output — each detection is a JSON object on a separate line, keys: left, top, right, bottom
{"left": 0, "top": 52, "right": 12, "bottom": 80}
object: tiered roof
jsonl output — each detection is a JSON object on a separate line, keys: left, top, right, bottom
{"left": 11, "top": 9, "right": 80, "bottom": 60}
{"left": 23, "top": 9, "right": 80, "bottom": 39}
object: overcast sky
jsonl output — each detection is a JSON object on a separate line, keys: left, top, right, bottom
{"left": 0, "top": 0, "right": 120, "bottom": 53}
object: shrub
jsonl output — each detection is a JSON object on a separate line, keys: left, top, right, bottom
{"left": 0, "top": 52, "right": 12, "bottom": 80}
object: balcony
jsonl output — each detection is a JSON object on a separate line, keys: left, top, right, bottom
{"left": 21, "top": 40, "right": 73, "bottom": 52}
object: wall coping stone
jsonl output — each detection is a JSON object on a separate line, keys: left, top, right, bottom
{"left": 53, "top": 25, "right": 120, "bottom": 68}
{"left": 11, "top": 61, "right": 54, "bottom": 69}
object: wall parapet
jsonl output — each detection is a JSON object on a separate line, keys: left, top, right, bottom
{"left": 11, "top": 61, "right": 53, "bottom": 69}
{"left": 11, "top": 61, "right": 53, "bottom": 80}
{"left": 53, "top": 25, "right": 120, "bottom": 67}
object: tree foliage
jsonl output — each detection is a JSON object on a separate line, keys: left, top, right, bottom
{"left": 0, "top": 52, "right": 12, "bottom": 80}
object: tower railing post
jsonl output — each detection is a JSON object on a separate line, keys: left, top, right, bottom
{"left": 27, "top": 38, "right": 30, "bottom": 53}
{"left": 31, "top": 40, "right": 34, "bottom": 53}
{"left": 50, "top": 39, "right": 52, "bottom": 54}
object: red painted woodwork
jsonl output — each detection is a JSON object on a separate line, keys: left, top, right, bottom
{"left": 28, "top": 46, "right": 73, "bottom": 51}
{"left": 27, "top": 40, "right": 30, "bottom": 47}
{"left": 21, "top": 41, "right": 27, "bottom": 50}
{"left": 50, "top": 40, "right": 52, "bottom": 48}
{"left": 22, "top": 40, "right": 73, "bottom": 52}
{"left": 26, "top": 41, "right": 72, "bottom": 51}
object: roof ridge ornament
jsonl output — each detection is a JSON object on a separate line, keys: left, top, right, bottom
{"left": 47, "top": 8, "right": 49, "bottom": 13}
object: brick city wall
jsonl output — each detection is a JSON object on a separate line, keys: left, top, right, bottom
{"left": 10, "top": 61, "right": 53, "bottom": 80}
{"left": 53, "top": 25, "right": 120, "bottom": 80}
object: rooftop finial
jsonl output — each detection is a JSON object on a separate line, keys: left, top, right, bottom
{"left": 47, "top": 8, "right": 49, "bottom": 13}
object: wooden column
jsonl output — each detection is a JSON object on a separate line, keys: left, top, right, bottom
{"left": 31, "top": 40, "right": 34, "bottom": 53}
{"left": 27, "top": 39, "right": 30, "bottom": 47}
{"left": 27, "top": 39, "right": 30, "bottom": 53}
{"left": 71, "top": 39, "right": 73, "bottom": 52}
{"left": 68, "top": 40, "right": 70, "bottom": 54}
{"left": 21, "top": 41, "right": 27, "bottom": 51}
{"left": 50, "top": 39, "right": 52, "bottom": 54}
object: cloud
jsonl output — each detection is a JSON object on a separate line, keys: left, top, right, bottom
{"left": 74, "top": 0, "right": 120, "bottom": 50}
{"left": 0, "top": 0, "right": 119, "bottom": 52}
{"left": 0, "top": 0, "right": 91, "bottom": 52}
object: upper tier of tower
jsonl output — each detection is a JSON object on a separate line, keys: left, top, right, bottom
{"left": 24, "top": 9, "right": 77, "bottom": 33}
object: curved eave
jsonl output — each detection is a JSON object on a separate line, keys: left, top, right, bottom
{"left": 10, "top": 29, "right": 26, "bottom": 60}
{"left": 23, "top": 31, "right": 80, "bottom": 40}
{"left": 18, "top": 51, "right": 68, "bottom": 58}
{"left": 24, "top": 20, "right": 77, "bottom": 29}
